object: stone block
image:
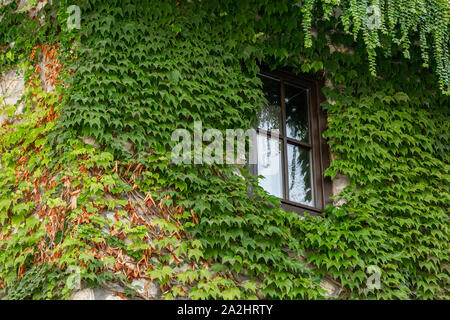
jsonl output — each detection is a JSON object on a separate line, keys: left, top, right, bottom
{"left": 70, "top": 288, "right": 95, "bottom": 300}
{"left": 131, "top": 279, "right": 160, "bottom": 299}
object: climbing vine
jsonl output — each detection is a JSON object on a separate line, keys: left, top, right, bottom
{"left": 300, "top": 0, "right": 449, "bottom": 93}
{"left": 0, "top": 0, "right": 448, "bottom": 300}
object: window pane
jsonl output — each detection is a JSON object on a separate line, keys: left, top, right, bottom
{"left": 287, "top": 144, "right": 314, "bottom": 206}
{"left": 257, "top": 134, "right": 283, "bottom": 198}
{"left": 258, "top": 76, "right": 281, "bottom": 132}
{"left": 285, "top": 83, "right": 309, "bottom": 142}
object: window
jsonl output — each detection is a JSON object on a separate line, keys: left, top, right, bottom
{"left": 252, "top": 68, "right": 331, "bottom": 215}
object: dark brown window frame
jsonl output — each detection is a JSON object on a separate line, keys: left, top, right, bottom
{"left": 252, "top": 67, "right": 332, "bottom": 216}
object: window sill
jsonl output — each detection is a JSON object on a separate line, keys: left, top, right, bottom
{"left": 280, "top": 199, "right": 322, "bottom": 216}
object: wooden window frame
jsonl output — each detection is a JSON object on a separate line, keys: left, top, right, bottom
{"left": 253, "top": 67, "right": 332, "bottom": 216}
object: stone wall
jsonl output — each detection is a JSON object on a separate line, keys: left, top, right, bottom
{"left": 0, "top": 65, "right": 348, "bottom": 299}
{"left": 69, "top": 280, "right": 162, "bottom": 301}
{"left": 0, "top": 18, "right": 350, "bottom": 298}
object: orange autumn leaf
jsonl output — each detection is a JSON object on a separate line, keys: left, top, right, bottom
{"left": 191, "top": 209, "right": 198, "bottom": 224}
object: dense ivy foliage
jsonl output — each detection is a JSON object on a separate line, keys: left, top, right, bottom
{"left": 0, "top": 74, "right": 118, "bottom": 299}
{"left": 300, "top": 57, "right": 449, "bottom": 298}
{"left": 1, "top": 0, "right": 449, "bottom": 300}
{"left": 54, "top": 0, "right": 327, "bottom": 299}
